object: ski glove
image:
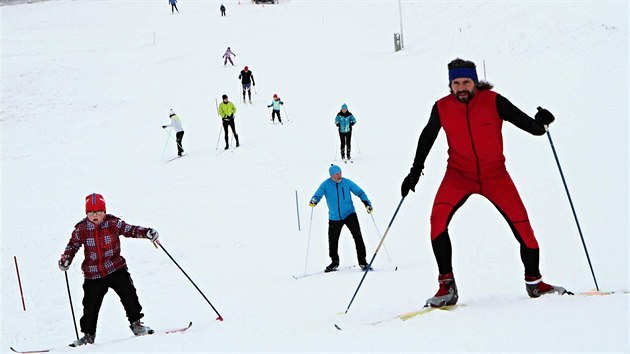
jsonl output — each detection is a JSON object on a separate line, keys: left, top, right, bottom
{"left": 366, "top": 205, "right": 373, "bottom": 214}
{"left": 401, "top": 173, "right": 420, "bottom": 197}
{"left": 58, "top": 256, "right": 70, "bottom": 271}
{"left": 146, "top": 228, "right": 160, "bottom": 242}
{"left": 535, "top": 107, "right": 555, "bottom": 126}
{"left": 309, "top": 199, "right": 317, "bottom": 207}
{"left": 162, "top": 125, "right": 167, "bottom": 129}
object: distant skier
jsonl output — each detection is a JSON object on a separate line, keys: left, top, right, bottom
{"left": 401, "top": 58, "right": 569, "bottom": 308}
{"left": 220, "top": 4, "right": 226, "bottom": 16}
{"left": 218, "top": 94, "right": 240, "bottom": 149}
{"left": 58, "top": 193, "right": 160, "bottom": 347}
{"left": 238, "top": 66, "right": 255, "bottom": 103}
{"left": 335, "top": 103, "right": 356, "bottom": 161}
{"left": 267, "top": 94, "right": 284, "bottom": 124}
{"left": 223, "top": 47, "right": 236, "bottom": 66}
{"left": 169, "top": 0, "right": 179, "bottom": 14}
{"left": 162, "top": 109, "right": 185, "bottom": 157}
{"left": 309, "top": 164, "right": 374, "bottom": 272}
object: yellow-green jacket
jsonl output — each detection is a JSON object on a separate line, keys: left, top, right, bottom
{"left": 219, "top": 101, "right": 237, "bottom": 119}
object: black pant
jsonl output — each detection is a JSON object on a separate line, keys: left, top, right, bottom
{"left": 171, "top": 4, "right": 179, "bottom": 13}
{"left": 175, "top": 131, "right": 184, "bottom": 155}
{"left": 271, "top": 109, "right": 282, "bottom": 122}
{"left": 222, "top": 118, "right": 239, "bottom": 147}
{"left": 242, "top": 84, "right": 252, "bottom": 101}
{"left": 221, "top": 10, "right": 226, "bottom": 16}
{"left": 339, "top": 132, "right": 352, "bottom": 159}
{"left": 80, "top": 268, "right": 144, "bottom": 336}
{"left": 328, "top": 213, "right": 367, "bottom": 264}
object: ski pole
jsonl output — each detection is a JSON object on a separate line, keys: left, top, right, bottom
{"left": 155, "top": 240, "right": 224, "bottom": 321}
{"left": 343, "top": 197, "right": 405, "bottom": 314}
{"left": 369, "top": 214, "right": 393, "bottom": 263}
{"left": 215, "top": 124, "right": 224, "bottom": 150}
{"left": 303, "top": 207, "right": 315, "bottom": 275}
{"left": 353, "top": 130, "right": 362, "bottom": 154}
{"left": 282, "top": 105, "right": 290, "bottom": 122}
{"left": 541, "top": 108, "right": 599, "bottom": 290}
{"left": 64, "top": 271, "right": 80, "bottom": 340}
{"left": 295, "top": 190, "right": 301, "bottom": 231}
{"left": 161, "top": 127, "right": 173, "bottom": 159}
{"left": 14, "top": 256, "right": 26, "bottom": 311}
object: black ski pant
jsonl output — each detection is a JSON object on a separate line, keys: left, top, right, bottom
{"left": 271, "top": 109, "right": 282, "bottom": 123}
{"left": 222, "top": 117, "right": 239, "bottom": 147}
{"left": 175, "top": 131, "right": 184, "bottom": 155}
{"left": 171, "top": 4, "right": 179, "bottom": 13}
{"left": 224, "top": 57, "right": 234, "bottom": 65}
{"left": 339, "top": 131, "right": 352, "bottom": 159}
{"left": 221, "top": 9, "right": 226, "bottom": 16}
{"left": 242, "top": 84, "right": 252, "bottom": 101}
{"left": 80, "top": 268, "right": 144, "bottom": 336}
{"left": 328, "top": 212, "right": 367, "bottom": 265}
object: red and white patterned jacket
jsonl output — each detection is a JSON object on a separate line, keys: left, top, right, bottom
{"left": 61, "top": 214, "right": 149, "bottom": 279}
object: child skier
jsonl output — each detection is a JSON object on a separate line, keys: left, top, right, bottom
{"left": 267, "top": 94, "right": 284, "bottom": 124}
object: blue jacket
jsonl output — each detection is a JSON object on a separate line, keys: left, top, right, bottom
{"left": 311, "top": 177, "right": 371, "bottom": 221}
{"left": 335, "top": 110, "right": 356, "bottom": 133}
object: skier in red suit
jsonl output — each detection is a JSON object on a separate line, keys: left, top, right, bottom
{"left": 401, "top": 58, "right": 569, "bottom": 307}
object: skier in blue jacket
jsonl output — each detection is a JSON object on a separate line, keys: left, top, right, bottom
{"left": 309, "top": 164, "right": 373, "bottom": 272}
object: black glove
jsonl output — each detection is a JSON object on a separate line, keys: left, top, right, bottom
{"left": 350, "top": 122, "right": 355, "bottom": 126}
{"left": 162, "top": 125, "right": 167, "bottom": 129}
{"left": 335, "top": 123, "right": 340, "bottom": 127}
{"left": 535, "top": 107, "right": 555, "bottom": 126}
{"left": 58, "top": 256, "right": 70, "bottom": 271}
{"left": 401, "top": 173, "right": 420, "bottom": 197}
{"left": 146, "top": 228, "right": 160, "bottom": 242}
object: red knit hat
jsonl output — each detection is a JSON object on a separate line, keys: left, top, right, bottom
{"left": 85, "top": 193, "right": 106, "bottom": 213}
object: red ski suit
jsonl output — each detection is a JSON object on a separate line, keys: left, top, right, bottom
{"left": 410, "top": 89, "right": 547, "bottom": 276}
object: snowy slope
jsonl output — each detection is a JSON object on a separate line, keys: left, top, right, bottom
{"left": 2, "top": 0, "right": 628, "bottom": 352}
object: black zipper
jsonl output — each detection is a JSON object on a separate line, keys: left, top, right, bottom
{"left": 464, "top": 103, "right": 482, "bottom": 188}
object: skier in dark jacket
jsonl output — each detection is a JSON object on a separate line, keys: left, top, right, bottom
{"left": 59, "top": 194, "right": 160, "bottom": 346}
{"left": 401, "top": 58, "right": 569, "bottom": 307}
{"left": 220, "top": 4, "right": 226, "bottom": 16}
{"left": 238, "top": 66, "right": 255, "bottom": 103}
{"left": 169, "top": 0, "right": 179, "bottom": 14}
{"left": 335, "top": 103, "right": 356, "bottom": 161}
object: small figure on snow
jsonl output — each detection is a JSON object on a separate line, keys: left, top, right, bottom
{"left": 267, "top": 94, "right": 284, "bottom": 124}
{"left": 218, "top": 94, "right": 240, "bottom": 149}
{"left": 309, "top": 164, "right": 374, "bottom": 272}
{"left": 58, "top": 194, "right": 160, "bottom": 347}
{"left": 220, "top": 4, "right": 226, "bottom": 16}
{"left": 223, "top": 47, "right": 236, "bottom": 66}
{"left": 335, "top": 103, "right": 356, "bottom": 161}
{"left": 238, "top": 66, "right": 255, "bottom": 103}
{"left": 169, "top": 0, "right": 179, "bottom": 14}
{"left": 401, "top": 58, "right": 569, "bottom": 308}
{"left": 162, "top": 109, "right": 185, "bottom": 157}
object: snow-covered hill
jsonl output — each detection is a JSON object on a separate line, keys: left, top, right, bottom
{"left": 2, "top": 1, "right": 628, "bottom": 352}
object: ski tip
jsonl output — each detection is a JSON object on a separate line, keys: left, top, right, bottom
{"left": 334, "top": 324, "right": 342, "bottom": 330}
{"left": 394, "top": 266, "right": 399, "bottom": 271}
{"left": 335, "top": 311, "right": 346, "bottom": 316}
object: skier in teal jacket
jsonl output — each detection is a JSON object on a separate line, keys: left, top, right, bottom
{"left": 335, "top": 103, "right": 356, "bottom": 161}
{"left": 309, "top": 164, "right": 373, "bottom": 272}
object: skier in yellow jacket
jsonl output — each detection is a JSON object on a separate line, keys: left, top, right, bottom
{"left": 218, "top": 94, "right": 239, "bottom": 149}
